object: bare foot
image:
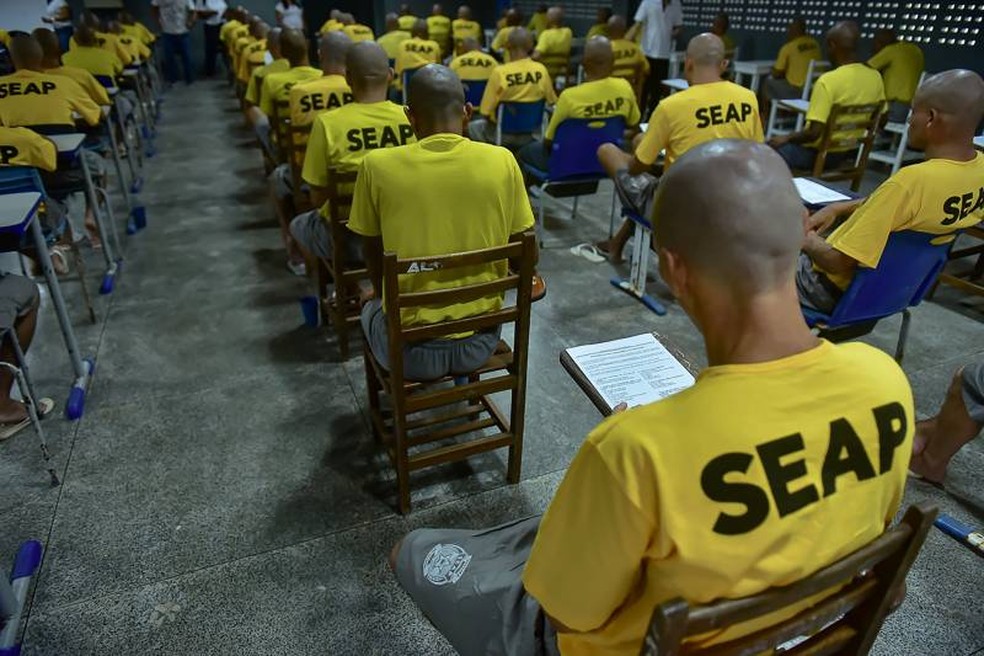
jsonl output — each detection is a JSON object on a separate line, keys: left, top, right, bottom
{"left": 0, "top": 399, "right": 28, "bottom": 424}
{"left": 909, "top": 419, "right": 947, "bottom": 484}
{"left": 595, "top": 239, "right": 623, "bottom": 265}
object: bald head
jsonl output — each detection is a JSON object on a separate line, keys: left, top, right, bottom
{"left": 826, "top": 20, "right": 860, "bottom": 63}
{"left": 873, "top": 28, "right": 896, "bottom": 54}
{"left": 607, "top": 15, "right": 627, "bottom": 39}
{"left": 505, "top": 9, "right": 521, "bottom": 27}
{"left": 255, "top": 22, "right": 270, "bottom": 40}
{"left": 399, "top": 4, "right": 411, "bottom": 16}
{"left": 408, "top": 64, "right": 465, "bottom": 130}
{"left": 546, "top": 7, "right": 564, "bottom": 27}
{"left": 911, "top": 70, "right": 984, "bottom": 145}
{"left": 10, "top": 35, "right": 44, "bottom": 72}
{"left": 582, "top": 36, "right": 614, "bottom": 80}
{"left": 458, "top": 6, "right": 472, "bottom": 20}
{"left": 655, "top": 140, "right": 804, "bottom": 294}
{"left": 346, "top": 41, "right": 392, "bottom": 95}
{"left": 686, "top": 32, "right": 725, "bottom": 68}
{"left": 411, "top": 19, "right": 428, "bottom": 38}
{"left": 319, "top": 30, "right": 351, "bottom": 73}
{"left": 249, "top": 18, "right": 266, "bottom": 38}
{"left": 385, "top": 12, "right": 399, "bottom": 31}
{"left": 507, "top": 27, "right": 533, "bottom": 56}
{"left": 74, "top": 22, "right": 97, "bottom": 47}
{"left": 280, "top": 28, "right": 308, "bottom": 65}
{"left": 32, "top": 28, "right": 61, "bottom": 63}
{"left": 788, "top": 18, "right": 806, "bottom": 38}
{"left": 432, "top": 4, "right": 444, "bottom": 16}
{"left": 267, "top": 27, "right": 282, "bottom": 58}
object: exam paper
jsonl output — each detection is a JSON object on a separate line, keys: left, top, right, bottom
{"left": 567, "top": 333, "right": 695, "bottom": 410}
{"left": 793, "top": 178, "right": 851, "bottom": 205}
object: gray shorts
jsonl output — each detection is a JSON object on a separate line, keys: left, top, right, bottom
{"left": 763, "top": 75, "right": 801, "bottom": 101}
{"left": 468, "top": 117, "right": 534, "bottom": 150}
{"left": 394, "top": 515, "right": 559, "bottom": 656}
{"left": 613, "top": 168, "right": 658, "bottom": 219}
{"left": 82, "top": 150, "right": 106, "bottom": 178}
{"left": 269, "top": 163, "right": 293, "bottom": 201}
{"left": 796, "top": 253, "right": 841, "bottom": 314}
{"left": 961, "top": 361, "right": 984, "bottom": 424}
{"left": 288, "top": 209, "right": 362, "bottom": 262}
{"left": 0, "top": 274, "right": 39, "bottom": 329}
{"left": 361, "top": 298, "right": 502, "bottom": 381}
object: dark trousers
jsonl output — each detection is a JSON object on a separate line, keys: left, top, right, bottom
{"left": 162, "top": 32, "right": 193, "bottom": 85}
{"left": 55, "top": 26, "right": 73, "bottom": 54}
{"left": 643, "top": 57, "right": 670, "bottom": 118}
{"left": 203, "top": 23, "right": 222, "bottom": 77}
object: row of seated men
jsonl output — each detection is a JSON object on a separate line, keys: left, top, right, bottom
{"left": 221, "top": 17, "right": 984, "bottom": 652}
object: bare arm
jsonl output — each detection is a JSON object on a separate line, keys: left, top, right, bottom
{"left": 769, "top": 119, "right": 823, "bottom": 147}
{"left": 803, "top": 231, "right": 857, "bottom": 278}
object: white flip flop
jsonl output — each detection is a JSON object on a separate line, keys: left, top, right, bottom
{"left": 0, "top": 397, "right": 55, "bottom": 442}
{"left": 569, "top": 243, "right": 605, "bottom": 263}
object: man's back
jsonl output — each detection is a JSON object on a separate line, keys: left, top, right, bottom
{"left": 396, "top": 37, "right": 441, "bottom": 75}
{"left": 0, "top": 69, "right": 101, "bottom": 127}
{"left": 637, "top": 80, "right": 763, "bottom": 166}
{"left": 805, "top": 63, "right": 885, "bottom": 149}
{"left": 343, "top": 24, "right": 375, "bottom": 43}
{"left": 524, "top": 340, "right": 913, "bottom": 654}
{"left": 611, "top": 38, "right": 648, "bottom": 80}
{"left": 288, "top": 75, "right": 353, "bottom": 127}
{"left": 0, "top": 126, "right": 57, "bottom": 171}
{"left": 869, "top": 41, "right": 924, "bottom": 104}
{"left": 775, "top": 34, "right": 821, "bottom": 88}
{"left": 449, "top": 51, "right": 497, "bottom": 81}
{"left": 490, "top": 26, "right": 516, "bottom": 60}
{"left": 478, "top": 58, "right": 557, "bottom": 120}
{"left": 46, "top": 65, "right": 110, "bottom": 105}
{"left": 535, "top": 26, "right": 573, "bottom": 57}
{"left": 377, "top": 30, "right": 409, "bottom": 60}
{"left": 545, "top": 77, "right": 640, "bottom": 140}
{"left": 244, "top": 58, "right": 288, "bottom": 106}
{"left": 452, "top": 19, "right": 481, "bottom": 43}
{"left": 397, "top": 15, "right": 417, "bottom": 31}
{"left": 62, "top": 44, "right": 123, "bottom": 79}
{"left": 427, "top": 15, "right": 451, "bottom": 43}
{"left": 259, "top": 65, "right": 321, "bottom": 117}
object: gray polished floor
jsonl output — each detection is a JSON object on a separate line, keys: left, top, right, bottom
{"left": 1, "top": 80, "right": 981, "bottom": 655}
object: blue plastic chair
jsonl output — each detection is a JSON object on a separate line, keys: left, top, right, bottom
{"left": 801, "top": 230, "right": 956, "bottom": 363}
{"left": 462, "top": 79, "right": 487, "bottom": 108}
{"left": 495, "top": 100, "right": 546, "bottom": 145}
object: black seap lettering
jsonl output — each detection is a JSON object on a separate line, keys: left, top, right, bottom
{"left": 347, "top": 124, "right": 415, "bottom": 152}
{"left": 821, "top": 418, "right": 876, "bottom": 496}
{"left": 941, "top": 187, "right": 984, "bottom": 225}
{"left": 874, "top": 401, "right": 907, "bottom": 474}
{"left": 0, "top": 145, "right": 20, "bottom": 164}
{"left": 756, "top": 433, "right": 820, "bottom": 518}
{"left": 701, "top": 452, "right": 771, "bottom": 535}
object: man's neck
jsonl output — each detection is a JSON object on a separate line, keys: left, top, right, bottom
{"left": 354, "top": 88, "right": 388, "bottom": 104}
{"left": 691, "top": 67, "right": 723, "bottom": 85}
{"left": 323, "top": 65, "right": 345, "bottom": 76}
{"left": 508, "top": 51, "right": 529, "bottom": 62}
{"left": 584, "top": 70, "right": 608, "bottom": 83}
{"left": 41, "top": 58, "right": 60, "bottom": 69}
{"left": 924, "top": 136, "right": 979, "bottom": 163}
{"left": 415, "top": 126, "right": 461, "bottom": 139}
{"left": 834, "top": 53, "right": 859, "bottom": 67}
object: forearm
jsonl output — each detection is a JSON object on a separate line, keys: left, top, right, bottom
{"left": 803, "top": 232, "right": 855, "bottom": 277}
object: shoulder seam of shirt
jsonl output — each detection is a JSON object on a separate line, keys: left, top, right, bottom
{"left": 582, "top": 430, "right": 659, "bottom": 525}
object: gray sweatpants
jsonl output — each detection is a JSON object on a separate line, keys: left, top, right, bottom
{"left": 961, "top": 361, "right": 984, "bottom": 424}
{"left": 796, "top": 253, "right": 841, "bottom": 314}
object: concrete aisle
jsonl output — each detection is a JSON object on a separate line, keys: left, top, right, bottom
{"left": 0, "top": 79, "right": 981, "bottom": 655}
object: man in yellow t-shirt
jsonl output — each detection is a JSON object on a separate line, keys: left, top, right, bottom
{"left": 318, "top": 10, "right": 343, "bottom": 34}
{"left": 869, "top": 29, "right": 925, "bottom": 122}
{"left": 34, "top": 28, "right": 110, "bottom": 106}
{"left": 449, "top": 38, "right": 497, "bottom": 82}
{"left": 395, "top": 20, "right": 441, "bottom": 88}
{"left": 243, "top": 28, "right": 286, "bottom": 109}
{"left": 253, "top": 29, "right": 321, "bottom": 154}
{"left": 770, "top": 21, "right": 885, "bottom": 172}
{"left": 349, "top": 64, "right": 535, "bottom": 381}
{"left": 62, "top": 23, "right": 124, "bottom": 81}
{"left": 426, "top": 3, "right": 452, "bottom": 57}
{"left": 598, "top": 33, "right": 763, "bottom": 262}
{"left": 490, "top": 8, "right": 522, "bottom": 62}
{"left": 389, "top": 140, "right": 913, "bottom": 655}
{"left": 469, "top": 28, "right": 556, "bottom": 146}
{"left": 290, "top": 42, "right": 415, "bottom": 271}
{"left": 608, "top": 15, "right": 649, "bottom": 83}
{"left": 762, "top": 19, "right": 821, "bottom": 103}
{"left": 341, "top": 15, "right": 375, "bottom": 44}
{"left": 519, "top": 37, "right": 641, "bottom": 172}
{"left": 377, "top": 13, "right": 409, "bottom": 62}
{"left": 797, "top": 70, "right": 984, "bottom": 312}
{"left": 120, "top": 12, "right": 157, "bottom": 45}
{"left": 0, "top": 126, "right": 56, "bottom": 171}
{"left": 532, "top": 6, "right": 573, "bottom": 80}
{"left": 397, "top": 4, "right": 417, "bottom": 32}
{"left": 586, "top": 7, "right": 612, "bottom": 38}
{"left": 236, "top": 23, "right": 268, "bottom": 85}
{"left": 109, "top": 21, "right": 152, "bottom": 62}
{"left": 527, "top": 4, "right": 548, "bottom": 36}
{"left": 71, "top": 12, "right": 133, "bottom": 66}
{"left": 452, "top": 5, "right": 482, "bottom": 55}
{"left": 271, "top": 31, "right": 354, "bottom": 274}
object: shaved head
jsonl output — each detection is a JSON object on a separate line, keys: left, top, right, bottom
{"left": 788, "top": 18, "right": 806, "bottom": 38}
{"left": 10, "top": 35, "right": 44, "bottom": 71}
{"left": 411, "top": 19, "right": 428, "bottom": 38}
{"left": 655, "top": 140, "right": 804, "bottom": 294}
{"left": 607, "top": 15, "right": 627, "bottom": 39}
{"left": 505, "top": 9, "right": 521, "bottom": 27}
{"left": 385, "top": 12, "right": 399, "bottom": 31}
{"left": 75, "top": 22, "right": 97, "bottom": 47}
{"left": 408, "top": 64, "right": 465, "bottom": 126}
{"left": 319, "top": 30, "right": 351, "bottom": 72}
{"left": 267, "top": 27, "right": 282, "bottom": 58}
{"left": 458, "top": 6, "right": 472, "bottom": 20}
{"left": 547, "top": 6, "right": 564, "bottom": 26}
{"left": 507, "top": 27, "right": 533, "bottom": 54}
{"left": 908, "top": 70, "right": 984, "bottom": 150}
{"left": 346, "top": 41, "right": 392, "bottom": 94}
{"left": 255, "top": 22, "right": 270, "bottom": 40}
{"left": 582, "top": 36, "right": 614, "bottom": 79}
{"left": 826, "top": 20, "right": 860, "bottom": 62}
{"left": 686, "top": 32, "right": 725, "bottom": 67}
{"left": 249, "top": 18, "right": 266, "bottom": 38}
{"left": 873, "top": 28, "right": 897, "bottom": 53}
{"left": 32, "top": 28, "right": 61, "bottom": 61}
{"left": 280, "top": 27, "right": 308, "bottom": 65}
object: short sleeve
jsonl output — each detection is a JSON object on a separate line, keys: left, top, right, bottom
{"left": 867, "top": 48, "right": 889, "bottom": 72}
{"left": 826, "top": 180, "right": 910, "bottom": 269}
{"left": 775, "top": 43, "right": 790, "bottom": 73}
{"left": 635, "top": 105, "right": 668, "bottom": 165}
{"left": 479, "top": 70, "right": 501, "bottom": 118}
{"left": 507, "top": 154, "right": 535, "bottom": 233}
{"left": 523, "top": 439, "right": 654, "bottom": 632}
{"left": 541, "top": 73, "right": 558, "bottom": 104}
{"left": 805, "top": 77, "right": 833, "bottom": 125}
{"left": 347, "top": 158, "right": 380, "bottom": 237}
{"left": 301, "top": 114, "right": 329, "bottom": 187}
{"left": 544, "top": 93, "right": 569, "bottom": 140}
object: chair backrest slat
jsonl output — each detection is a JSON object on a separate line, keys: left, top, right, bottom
{"left": 392, "top": 241, "right": 523, "bottom": 273}
{"left": 398, "top": 275, "right": 520, "bottom": 308}
{"left": 401, "top": 308, "right": 519, "bottom": 343}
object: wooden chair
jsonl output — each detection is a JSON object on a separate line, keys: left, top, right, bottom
{"left": 933, "top": 224, "right": 984, "bottom": 299}
{"left": 320, "top": 168, "right": 369, "bottom": 359}
{"left": 363, "top": 232, "right": 537, "bottom": 514}
{"left": 271, "top": 99, "right": 291, "bottom": 165}
{"left": 640, "top": 503, "right": 937, "bottom": 656}
{"left": 792, "top": 102, "right": 883, "bottom": 192}
{"left": 286, "top": 122, "right": 312, "bottom": 213}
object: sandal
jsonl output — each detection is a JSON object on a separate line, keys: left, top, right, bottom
{"left": 50, "top": 246, "right": 71, "bottom": 275}
{"left": 570, "top": 243, "right": 605, "bottom": 263}
{"left": 0, "top": 397, "right": 55, "bottom": 442}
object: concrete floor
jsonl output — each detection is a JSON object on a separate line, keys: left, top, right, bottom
{"left": 1, "top": 80, "right": 982, "bottom": 655}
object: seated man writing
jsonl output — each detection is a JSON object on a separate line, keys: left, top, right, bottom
{"left": 760, "top": 19, "right": 821, "bottom": 105}
{"left": 349, "top": 65, "right": 536, "bottom": 382}
{"left": 770, "top": 21, "right": 885, "bottom": 171}
{"left": 597, "top": 33, "right": 762, "bottom": 263}
{"left": 290, "top": 42, "right": 415, "bottom": 269}
{"left": 469, "top": 28, "right": 557, "bottom": 148}
{"left": 797, "top": 69, "right": 984, "bottom": 313}
{"left": 519, "top": 36, "right": 640, "bottom": 172}
{"left": 390, "top": 139, "right": 915, "bottom": 654}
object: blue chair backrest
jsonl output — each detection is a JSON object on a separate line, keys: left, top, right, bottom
{"left": 462, "top": 79, "right": 487, "bottom": 108}
{"left": 94, "top": 74, "right": 115, "bottom": 89}
{"left": 497, "top": 100, "right": 546, "bottom": 135}
{"left": 547, "top": 116, "right": 626, "bottom": 180}
{"left": 826, "top": 230, "right": 955, "bottom": 326}
{"left": 0, "top": 167, "right": 44, "bottom": 196}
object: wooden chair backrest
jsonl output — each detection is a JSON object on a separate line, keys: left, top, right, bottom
{"left": 540, "top": 54, "right": 572, "bottom": 84}
{"left": 271, "top": 99, "right": 292, "bottom": 164}
{"left": 640, "top": 503, "right": 937, "bottom": 656}
{"left": 811, "top": 102, "right": 883, "bottom": 187}
{"left": 324, "top": 167, "right": 363, "bottom": 275}
{"left": 287, "top": 122, "right": 312, "bottom": 211}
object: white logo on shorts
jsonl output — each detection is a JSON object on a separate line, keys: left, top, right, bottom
{"left": 422, "top": 543, "right": 472, "bottom": 586}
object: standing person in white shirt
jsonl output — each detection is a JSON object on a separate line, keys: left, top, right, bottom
{"left": 196, "top": 0, "right": 227, "bottom": 78}
{"left": 631, "top": 0, "right": 682, "bottom": 114}
{"left": 41, "top": 0, "right": 73, "bottom": 53}
{"left": 152, "top": 0, "right": 196, "bottom": 85}
{"left": 275, "top": 1, "right": 305, "bottom": 32}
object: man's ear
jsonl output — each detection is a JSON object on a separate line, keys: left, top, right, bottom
{"left": 658, "top": 247, "right": 686, "bottom": 299}
{"left": 719, "top": 58, "right": 729, "bottom": 75}
{"left": 464, "top": 101, "right": 474, "bottom": 122}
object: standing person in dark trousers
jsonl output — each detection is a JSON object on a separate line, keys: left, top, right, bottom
{"left": 152, "top": 0, "right": 196, "bottom": 85}
{"left": 196, "top": 0, "right": 227, "bottom": 78}
{"left": 631, "top": 0, "right": 682, "bottom": 116}
{"left": 41, "top": 0, "right": 73, "bottom": 53}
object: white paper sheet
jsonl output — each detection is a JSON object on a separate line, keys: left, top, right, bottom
{"left": 793, "top": 178, "right": 851, "bottom": 205}
{"left": 566, "top": 333, "right": 695, "bottom": 410}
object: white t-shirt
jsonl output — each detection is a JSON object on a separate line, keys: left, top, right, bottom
{"left": 45, "top": 0, "right": 71, "bottom": 30}
{"left": 634, "top": 0, "right": 683, "bottom": 60}
{"left": 152, "top": 0, "right": 194, "bottom": 35}
{"left": 275, "top": 2, "right": 304, "bottom": 30}
{"left": 197, "top": 0, "right": 227, "bottom": 26}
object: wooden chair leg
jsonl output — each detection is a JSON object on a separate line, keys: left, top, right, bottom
{"left": 363, "top": 348, "right": 382, "bottom": 443}
{"left": 333, "top": 295, "right": 349, "bottom": 359}
{"left": 395, "top": 422, "right": 411, "bottom": 514}
{"left": 506, "top": 378, "right": 527, "bottom": 485}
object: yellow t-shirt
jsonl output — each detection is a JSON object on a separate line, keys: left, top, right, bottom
{"left": 545, "top": 76, "right": 641, "bottom": 140}
{"left": 535, "top": 26, "right": 573, "bottom": 58}
{"left": 478, "top": 58, "right": 557, "bottom": 121}
{"left": 117, "top": 33, "right": 151, "bottom": 62}
{"left": 46, "top": 66, "right": 111, "bottom": 106}
{"left": 319, "top": 19, "right": 343, "bottom": 33}
{"left": 612, "top": 38, "right": 649, "bottom": 80}
{"left": 0, "top": 126, "right": 57, "bottom": 171}
{"left": 244, "top": 58, "right": 289, "bottom": 107}
{"left": 397, "top": 15, "right": 417, "bottom": 31}
{"left": 805, "top": 63, "right": 886, "bottom": 149}
{"left": 260, "top": 66, "right": 323, "bottom": 118}
{"left": 377, "top": 30, "right": 410, "bottom": 61}
{"left": 348, "top": 133, "right": 535, "bottom": 329}
{"left": 868, "top": 41, "right": 924, "bottom": 104}
{"left": 0, "top": 69, "right": 101, "bottom": 128}
{"left": 774, "top": 35, "right": 821, "bottom": 88}
{"left": 527, "top": 12, "right": 548, "bottom": 35}
{"left": 342, "top": 24, "right": 375, "bottom": 43}
{"left": 288, "top": 74, "right": 353, "bottom": 127}
{"left": 449, "top": 51, "right": 498, "bottom": 81}
{"left": 122, "top": 22, "right": 155, "bottom": 45}
{"left": 232, "top": 35, "right": 254, "bottom": 70}
{"left": 301, "top": 100, "right": 414, "bottom": 189}
{"left": 396, "top": 37, "right": 442, "bottom": 76}
{"left": 491, "top": 26, "right": 516, "bottom": 61}
{"left": 823, "top": 153, "right": 984, "bottom": 289}
{"left": 70, "top": 32, "right": 133, "bottom": 66}
{"left": 0, "top": 30, "right": 10, "bottom": 48}
{"left": 220, "top": 19, "right": 242, "bottom": 43}
{"left": 62, "top": 44, "right": 124, "bottom": 80}
{"left": 452, "top": 19, "right": 482, "bottom": 47}
{"left": 427, "top": 15, "right": 451, "bottom": 46}
{"left": 524, "top": 340, "right": 913, "bottom": 656}
{"left": 636, "top": 80, "right": 763, "bottom": 167}
{"left": 237, "top": 39, "right": 267, "bottom": 82}
{"left": 226, "top": 24, "right": 249, "bottom": 50}
{"left": 586, "top": 23, "right": 608, "bottom": 38}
